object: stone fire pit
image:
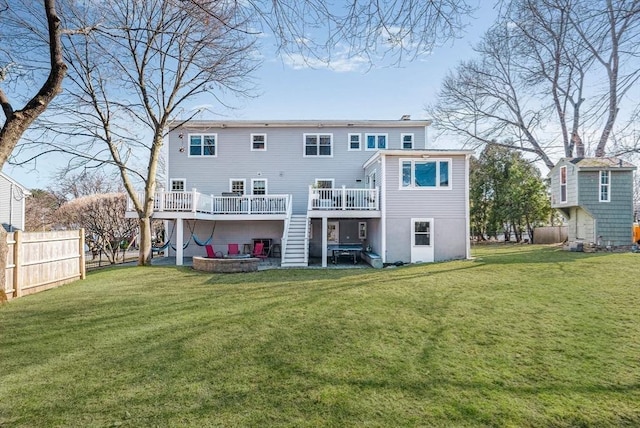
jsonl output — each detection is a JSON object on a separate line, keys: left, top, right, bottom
{"left": 192, "top": 256, "right": 260, "bottom": 273}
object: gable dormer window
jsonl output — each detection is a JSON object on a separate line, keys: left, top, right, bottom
{"left": 599, "top": 170, "right": 610, "bottom": 202}
{"left": 559, "top": 166, "right": 567, "bottom": 203}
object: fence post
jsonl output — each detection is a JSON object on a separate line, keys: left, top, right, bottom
{"left": 79, "top": 228, "right": 86, "bottom": 280}
{"left": 13, "top": 230, "right": 21, "bottom": 298}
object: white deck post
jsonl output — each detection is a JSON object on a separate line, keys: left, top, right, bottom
{"left": 192, "top": 188, "right": 197, "bottom": 213}
{"left": 176, "top": 219, "right": 184, "bottom": 266}
{"left": 342, "top": 185, "right": 346, "bottom": 210}
{"left": 158, "top": 189, "right": 164, "bottom": 212}
{"left": 321, "top": 217, "right": 328, "bottom": 268}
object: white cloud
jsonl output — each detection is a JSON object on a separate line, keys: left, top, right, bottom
{"left": 282, "top": 44, "right": 370, "bottom": 73}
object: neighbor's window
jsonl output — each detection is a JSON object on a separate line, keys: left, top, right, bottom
{"left": 348, "top": 133, "right": 361, "bottom": 151}
{"left": 414, "top": 221, "right": 431, "bottom": 246}
{"left": 170, "top": 179, "right": 186, "bottom": 192}
{"left": 402, "top": 134, "right": 414, "bottom": 149}
{"left": 252, "top": 179, "right": 267, "bottom": 195}
{"left": 366, "top": 134, "right": 387, "bottom": 150}
{"left": 599, "top": 170, "right": 610, "bottom": 202}
{"left": 401, "top": 159, "right": 450, "bottom": 189}
{"left": 304, "top": 134, "right": 333, "bottom": 157}
{"left": 230, "top": 179, "right": 245, "bottom": 195}
{"left": 560, "top": 166, "right": 567, "bottom": 203}
{"left": 251, "top": 134, "right": 267, "bottom": 151}
{"left": 189, "top": 134, "right": 216, "bottom": 156}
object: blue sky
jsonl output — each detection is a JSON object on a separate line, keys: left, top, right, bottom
{"left": 5, "top": 1, "right": 498, "bottom": 189}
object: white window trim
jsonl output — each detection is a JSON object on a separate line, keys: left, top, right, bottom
{"left": 314, "top": 178, "right": 335, "bottom": 189}
{"left": 250, "top": 133, "right": 267, "bottom": 151}
{"left": 399, "top": 158, "right": 452, "bottom": 190}
{"left": 559, "top": 165, "right": 567, "bottom": 203}
{"left": 365, "top": 133, "right": 389, "bottom": 151}
{"left": 303, "top": 133, "right": 334, "bottom": 158}
{"left": 187, "top": 133, "right": 217, "bottom": 158}
{"left": 348, "top": 133, "right": 361, "bottom": 151}
{"left": 229, "top": 178, "right": 246, "bottom": 195}
{"left": 599, "top": 170, "right": 610, "bottom": 202}
{"left": 170, "top": 178, "right": 186, "bottom": 192}
{"left": 401, "top": 133, "right": 414, "bottom": 150}
{"left": 251, "top": 178, "right": 268, "bottom": 195}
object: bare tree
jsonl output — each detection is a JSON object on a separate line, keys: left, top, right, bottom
{"left": 429, "top": 0, "right": 640, "bottom": 167}
{"left": 56, "top": 193, "right": 138, "bottom": 264}
{"left": 24, "top": 189, "right": 61, "bottom": 231}
{"left": 0, "top": 0, "right": 66, "bottom": 294}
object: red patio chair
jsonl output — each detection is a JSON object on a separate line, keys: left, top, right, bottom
{"left": 205, "top": 244, "right": 222, "bottom": 258}
{"left": 228, "top": 243, "right": 240, "bottom": 256}
{"left": 251, "top": 242, "right": 268, "bottom": 259}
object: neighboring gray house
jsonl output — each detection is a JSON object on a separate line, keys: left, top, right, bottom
{"left": 0, "top": 171, "right": 31, "bottom": 232}
{"left": 127, "top": 119, "right": 472, "bottom": 267}
{"left": 549, "top": 157, "right": 636, "bottom": 249}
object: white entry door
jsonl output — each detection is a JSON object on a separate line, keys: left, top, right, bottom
{"left": 327, "top": 221, "right": 339, "bottom": 244}
{"left": 411, "top": 218, "right": 434, "bottom": 263}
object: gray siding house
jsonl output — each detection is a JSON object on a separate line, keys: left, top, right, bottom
{"left": 549, "top": 157, "right": 636, "bottom": 249}
{"left": 0, "top": 171, "right": 31, "bottom": 232}
{"left": 128, "top": 119, "right": 471, "bottom": 267}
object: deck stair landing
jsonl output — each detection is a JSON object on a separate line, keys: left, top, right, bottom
{"left": 281, "top": 214, "right": 309, "bottom": 267}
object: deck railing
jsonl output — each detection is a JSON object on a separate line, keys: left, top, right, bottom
{"left": 308, "top": 186, "right": 380, "bottom": 211}
{"left": 128, "top": 189, "right": 290, "bottom": 215}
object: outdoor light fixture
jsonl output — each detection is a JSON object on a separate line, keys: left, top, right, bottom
{"left": 178, "top": 133, "right": 185, "bottom": 152}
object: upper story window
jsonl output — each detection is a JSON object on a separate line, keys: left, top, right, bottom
{"left": 366, "top": 134, "right": 387, "bottom": 150}
{"left": 599, "top": 170, "right": 610, "bottom": 202}
{"left": 401, "top": 159, "right": 451, "bottom": 189}
{"left": 402, "top": 134, "right": 414, "bottom": 149}
{"left": 189, "top": 134, "right": 216, "bottom": 157}
{"left": 252, "top": 179, "right": 267, "bottom": 195}
{"left": 230, "top": 179, "right": 245, "bottom": 195}
{"left": 251, "top": 134, "right": 267, "bottom": 151}
{"left": 348, "top": 133, "right": 361, "bottom": 151}
{"left": 170, "top": 178, "right": 186, "bottom": 192}
{"left": 560, "top": 166, "right": 567, "bottom": 203}
{"left": 304, "top": 134, "right": 333, "bottom": 157}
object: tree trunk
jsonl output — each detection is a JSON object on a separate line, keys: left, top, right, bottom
{"left": 138, "top": 216, "right": 153, "bottom": 266}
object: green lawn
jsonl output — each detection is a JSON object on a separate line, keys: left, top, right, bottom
{"left": 1, "top": 245, "right": 639, "bottom": 427}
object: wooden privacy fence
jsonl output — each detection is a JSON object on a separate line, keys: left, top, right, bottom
{"left": 533, "top": 226, "right": 568, "bottom": 244}
{"left": 4, "top": 229, "right": 86, "bottom": 300}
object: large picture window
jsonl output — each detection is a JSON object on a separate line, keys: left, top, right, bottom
{"left": 304, "top": 134, "right": 333, "bottom": 157}
{"left": 365, "top": 134, "right": 387, "bottom": 150}
{"left": 599, "top": 170, "right": 610, "bottom": 202}
{"left": 189, "top": 134, "right": 216, "bottom": 157}
{"left": 560, "top": 166, "right": 567, "bottom": 203}
{"left": 401, "top": 159, "right": 451, "bottom": 189}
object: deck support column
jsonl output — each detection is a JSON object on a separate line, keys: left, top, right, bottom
{"left": 176, "top": 219, "right": 184, "bottom": 266}
{"left": 321, "top": 217, "right": 328, "bottom": 268}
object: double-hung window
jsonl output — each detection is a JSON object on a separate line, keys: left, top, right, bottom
{"left": 599, "top": 170, "right": 610, "bottom": 202}
{"left": 365, "top": 134, "right": 387, "bottom": 150}
{"left": 251, "top": 134, "right": 266, "bottom": 151}
{"left": 402, "top": 134, "right": 414, "bottom": 149}
{"left": 230, "top": 179, "right": 245, "bottom": 195}
{"left": 348, "top": 133, "right": 361, "bottom": 150}
{"left": 401, "top": 159, "right": 451, "bottom": 189}
{"left": 189, "top": 134, "right": 216, "bottom": 157}
{"left": 559, "top": 166, "right": 567, "bottom": 203}
{"left": 252, "top": 179, "right": 267, "bottom": 195}
{"left": 170, "top": 179, "right": 186, "bottom": 192}
{"left": 304, "top": 134, "right": 333, "bottom": 157}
